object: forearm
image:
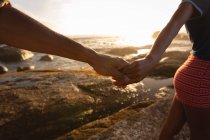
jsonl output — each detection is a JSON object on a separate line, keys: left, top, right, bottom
{"left": 0, "top": 6, "right": 98, "bottom": 65}
{"left": 146, "top": 22, "right": 180, "bottom": 62}
{"left": 146, "top": 2, "right": 193, "bottom": 63}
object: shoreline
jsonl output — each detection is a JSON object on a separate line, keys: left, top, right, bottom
{"left": 0, "top": 37, "right": 192, "bottom": 140}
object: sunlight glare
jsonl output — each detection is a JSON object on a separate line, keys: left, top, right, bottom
{"left": 11, "top": 0, "right": 181, "bottom": 38}
{"left": 117, "top": 35, "right": 154, "bottom": 47}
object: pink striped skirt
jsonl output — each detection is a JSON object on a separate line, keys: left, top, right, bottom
{"left": 174, "top": 55, "right": 210, "bottom": 108}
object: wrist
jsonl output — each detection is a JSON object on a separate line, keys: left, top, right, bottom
{"left": 145, "top": 53, "right": 161, "bottom": 64}
{"left": 84, "top": 49, "right": 101, "bottom": 66}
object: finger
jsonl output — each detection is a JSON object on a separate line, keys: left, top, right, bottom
{"left": 125, "top": 66, "right": 144, "bottom": 75}
{"left": 111, "top": 69, "right": 129, "bottom": 82}
{"left": 115, "top": 77, "right": 143, "bottom": 87}
{"left": 127, "top": 73, "right": 142, "bottom": 80}
{"left": 121, "top": 62, "right": 137, "bottom": 74}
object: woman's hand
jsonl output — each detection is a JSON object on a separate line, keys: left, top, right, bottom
{"left": 115, "top": 56, "right": 159, "bottom": 86}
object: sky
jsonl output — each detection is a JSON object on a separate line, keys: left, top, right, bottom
{"left": 10, "top": 0, "right": 182, "bottom": 38}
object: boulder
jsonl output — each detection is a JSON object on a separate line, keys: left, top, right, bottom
{"left": 0, "top": 65, "right": 8, "bottom": 74}
{"left": 152, "top": 31, "right": 189, "bottom": 40}
{"left": 0, "top": 46, "right": 34, "bottom": 62}
{"left": 130, "top": 50, "right": 190, "bottom": 78}
{"left": 0, "top": 69, "right": 153, "bottom": 140}
{"left": 105, "top": 47, "right": 138, "bottom": 56}
{"left": 40, "top": 55, "right": 54, "bottom": 61}
{"left": 17, "top": 65, "right": 35, "bottom": 72}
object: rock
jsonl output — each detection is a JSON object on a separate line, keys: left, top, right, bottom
{"left": 105, "top": 47, "right": 138, "bottom": 56}
{"left": 152, "top": 31, "right": 189, "bottom": 40}
{"left": 0, "top": 46, "right": 34, "bottom": 62}
{"left": 130, "top": 50, "right": 190, "bottom": 78}
{"left": 17, "top": 65, "right": 35, "bottom": 72}
{"left": 0, "top": 69, "right": 151, "bottom": 140}
{"left": 89, "top": 96, "right": 190, "bottom": 140}
{"left": 57, "top": 101, "right": 155, "bottom": 140}
{"left": 40, "top": 55, "right": 54, "bottom": 61}
{"left": 0, "top": 65, "right": 8, "bottom": 74}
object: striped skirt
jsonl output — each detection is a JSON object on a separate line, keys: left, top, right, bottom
{"left": 174, "top": 55, "right": 210, "bottom": 108}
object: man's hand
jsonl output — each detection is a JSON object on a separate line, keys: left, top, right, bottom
{"left": 115, "top": 56, "right": 158, "bottom": 86}
{"left": 90, "top": 54, "right": 130, "bottom": 84}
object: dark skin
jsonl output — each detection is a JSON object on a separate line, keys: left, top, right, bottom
{"left": 0, "top": 5, "right": 130, "bottom": 83}
{"left": 118, "top": 2, "right": 210, "bottom": 140}
{"left": 183, "top": 105, "right": 210, "bottom": 140}
{"left": 1, "top": 2, "right": 210, "bottom": 139}
{"left": 117, "top": 2, "right": 194, "bottom": 86}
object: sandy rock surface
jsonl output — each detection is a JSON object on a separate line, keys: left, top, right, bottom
{"left": 0, "top": 65, "right": 8, "bottom": 74}
{"left": 0, "top": 69, "right": 153, "bottom": 140}
{"left": 89, "top": 96, "right": 190, "bottom": 140}
{"left": 0, "top": 39, "right": 192, "bottom": 140}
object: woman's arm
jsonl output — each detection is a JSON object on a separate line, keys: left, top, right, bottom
{"left": 146, "top": 2, "right": 194, "bottom": 62}
{"left": 0, "top": 6, "right": 129, "bottom": 82}
{"left": 117, "top": 2, "right": 194, "bottom": 86}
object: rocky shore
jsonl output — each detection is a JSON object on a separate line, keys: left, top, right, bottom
{"left": 0, "top": 69, "right": 154, "bottom": 140}
{"left": 0, "top": 38, "right": 192, "bottom": 140}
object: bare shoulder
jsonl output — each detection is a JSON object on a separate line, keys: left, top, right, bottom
{"left": 179, "top": 1, "right": 194, "bottom": 12}
{"left": 169, "top": 2, "right": 194, "bottom": 25}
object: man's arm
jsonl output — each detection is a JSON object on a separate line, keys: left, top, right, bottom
{"left": 0, "top": 6, "right": 129, "bottom": 82}
{"left": 0, "top": 6, "right": 97, "bottom": 65}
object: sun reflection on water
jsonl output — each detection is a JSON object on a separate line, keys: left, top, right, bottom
{"left": 135, "top": 49, "right": 150, "bottom": 56}
{"left": 116, "top": 35, "right": 154, "bottom": 47}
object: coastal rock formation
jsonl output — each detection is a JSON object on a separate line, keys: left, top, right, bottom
{"left": 105, "top": 47, "right": 138, "bottom": 56}
{"left": 0, "top": 69, "right": 151, "bottom": 140}
{"left": 0, "top": 46, "right": 34, "bottom": 62}
{"left": 40, "top": 55, "right": 54, "bottom": 61}
{"left": 0, "top": 65, "right": 8, "bottom": 74}
{"left": 152, "top": 31, "right": 189, "bottom": 40}
{"left": 57, "top": 92, "right": 190, "bottom": 140}
{"left": 56, "top": 100, "right": 156, "bottom": 140}
{"left": 0, "top": 39, "right": 192, "bottom": 140}
{"left": 17, "top": 65, "right": 35, "bottom": 72}
{"left": 130, "top": 50, "right": 190, "bottom": 78}
{"left": 88, "top": 96, "right": 190, "bottom": 140}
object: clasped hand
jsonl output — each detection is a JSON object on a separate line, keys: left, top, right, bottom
{"left": 91, "top": 54, "right": 158, "bottom": 87}
{"left": 115, "top": 57, "right": 158, "bottom": 86}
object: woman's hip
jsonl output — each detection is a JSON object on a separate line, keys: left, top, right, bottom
{"left": 174, "top": 55, "right": 210, "bottom": 108}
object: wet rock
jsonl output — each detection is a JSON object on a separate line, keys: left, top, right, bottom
{"left": 0, "top": 46, "right": 34, "bottom": 62}
{"left": 40, "top": 55, "right": 54, "bottom": 61}
{"left": 17, "top": 65, "right": 35, "bottom": 72}
{"left": 0, "top": 65, "right": 8, "bottom": 74}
